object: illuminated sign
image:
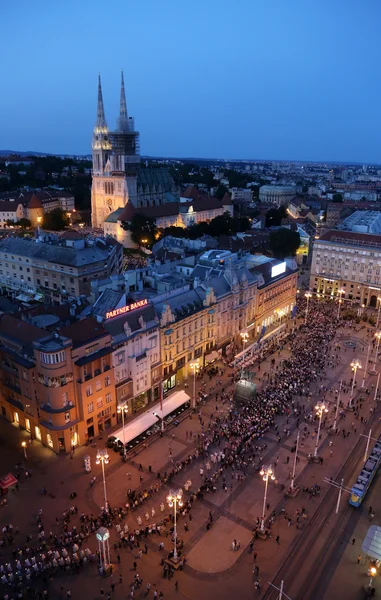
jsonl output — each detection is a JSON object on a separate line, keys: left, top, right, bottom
{"left": 105, "top": 298, "right": 148, "bottom": 320}
{"left": 271, "top": 262, "right": 286, "bottom": 278}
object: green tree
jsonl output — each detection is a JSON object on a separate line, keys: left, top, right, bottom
{"left": 42, "top": 208, "right": 70, "bottom": 231}
{"left": 18, "top": 218, "right": 31, "bottom": 228}
{"left": 265, "top": 206, "right": 287, "bottom": 227}
{"left": 124, "top": 213, "right": 157, "bottom": 247}
{"left": 269, "top": 228, "right": 300, "bottom": 259}
{"left": 332, "top": 192, "right": 343, "bottom": 203}
{"left": 208, "top": 212, "right": 237, "bottom": 237}
{"left": 214, "top": 184, "right": 229, "bottom": 199}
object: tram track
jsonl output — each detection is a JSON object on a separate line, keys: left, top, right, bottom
{"left": 262, "top": 406, "right": 381, "bottom": 600}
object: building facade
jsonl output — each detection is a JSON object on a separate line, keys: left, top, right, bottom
{"left": 310, "top": 229, "right": 381, "bottom": 306}
{"left": 259, "top": 185, "right": 296, "bottom": 206}
{"left": 0, "top": 234, "right": 123, "bottom": 303}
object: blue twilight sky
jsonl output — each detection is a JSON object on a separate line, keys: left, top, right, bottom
{"left": 1, "top": 0, "right": 381, "bottom": 162}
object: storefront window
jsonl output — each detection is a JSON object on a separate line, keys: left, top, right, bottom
{"left": 163, "top": 375, "right": 176, "bottom": 394}
{"left": 14, "top": 412, "right": 19, "bottom": 424}
{"left": 25, "top": 418, "right": 30, "bottom": 431}
{"left": 47, "top": 434, "right": 53, "bottom": 448}
{"left": 35, "top": 426, "right": 41, "bottom": 441}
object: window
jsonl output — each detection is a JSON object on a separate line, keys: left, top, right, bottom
{"left": 86, "top": 386, "right": 93, "bottom": 397}
{"left": 88, "top": 402, "right": 94, "bottom": 414}
{"left": 62, "top": 392, "right": 68, "bottom": 406}
{"left": 64, "top": 412, "right": 70, "bottom": 423}
{"left": 97, "top": 397, "right": 103, "bottom": 409}
{"left": 104, "top": 376, "right": 110, "bottom": 387}
{"left": 96, "top": 380, "right": 102, "bottom": 392}
{"left": 106, "top": 392, "right": 112, "bottom": 404}
{"left": 116, "top": 351, "right": 125, "bottom": 364}
{"left": 40, "top": 351, "right": 66, "bottom": 365}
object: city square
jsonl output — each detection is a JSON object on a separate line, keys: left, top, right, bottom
{"left": 1, "top": 297, "right": 381, "bottom": 600}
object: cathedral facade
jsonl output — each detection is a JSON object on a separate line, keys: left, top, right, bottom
{"left": 91, "top": 74, "right": 178, "bottom": 228}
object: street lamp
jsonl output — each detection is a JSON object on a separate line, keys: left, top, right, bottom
{"left": 240, "top": 331, "right": 249, "bottom": 378}
{"left": 349, "top": 359, "right": 362, "bottom": 408}
{"left": 21, "top": 441, "right": 27, "bottom": 459}
{"left": 259, "top": 465, "right": 275, "bottom": 533}
{"left": 190, "top": 361, "right": 200, "bottom": 410}
{"left": 369, "top": 566, "right": 377, "bottom": 589}
{"left": 304, "top": 292, "right": 312, "bottom": 324}
{"left": 96, "top": 449, "right": 109, "bottom": 512}
{"left": 314, "top": 401, "right": 328, "bottom": 457}
{"left": 376, "top": 297, "right": 381, "bottom": 329}
{"left": 337, "top": 288, "right": 345, "bottom": 319}
{"left": 167, "top": 488, "right": 183, "bottom": 560}
{"left": 374, "top": 332, "right": 381, "bottom": 366}
{"left": 117, "top": 402, "right": 128, "bottom": 459}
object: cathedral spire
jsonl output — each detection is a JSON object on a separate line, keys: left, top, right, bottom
{"left": 96, "top": 74, "right": 107, "bottom": 129}
{"left": 117, "top": 70, "right": 129, "bottom": 131}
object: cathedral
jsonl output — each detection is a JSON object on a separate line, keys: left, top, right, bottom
{"left": 91, "top": 73, "right": 178, "bottom": 228}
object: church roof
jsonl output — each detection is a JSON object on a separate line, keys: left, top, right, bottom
{"left": 222, "top": 193, "right": 233, "bottom": 205}
{"left": 104, "top": 208, "right": 124, "bottom": 223}
{"left": 28, "top": 194, "right": 43, "bottom": 209}
{"left": 118, "top": 201, "right": 136, "bottom": 222}
{"left": 137, "top": 167, "right": 175, "bottom": 192}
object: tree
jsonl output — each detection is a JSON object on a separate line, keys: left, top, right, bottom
{"left": 269, "top": 228, "right": 300, "bottom": 259}
{"left": 18, "top": 218, "right": 31, "bottom": 228}
{"left": 42, "top": 208, "right": 70, "bottom": 231}
{"left": 265, "top": 206, "right": 287, "bottom": 227}
{"left": 214, "top": 184, "right": 229, "bottom": 199}
{"left": 332, "top": 193, "right": 343, "bottom": 203}
{"left": 208, "top": 212, "right": 237, "bottom": 237}
{"left": 124, "top": 213, "right": 157, "bottom": 247}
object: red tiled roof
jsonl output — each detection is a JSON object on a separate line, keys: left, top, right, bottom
{"left": 59, "top": 317, "right": 108, "bottom": 348}
{"left": 28, "top": 194, "right": 43, "bottom": 209}
{"left": 319, "top": 229, "right": 381, "bottom": 248}
{"left": 118, "top": 201, "right": 137, "bottom": 222}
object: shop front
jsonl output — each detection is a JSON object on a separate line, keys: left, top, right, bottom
{"left": 163, "top": 374, "right": 176, "bottom": 395}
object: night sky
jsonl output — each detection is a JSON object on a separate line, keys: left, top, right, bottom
{"left": 1, "top": 0, "right": 380, "bottom": 162}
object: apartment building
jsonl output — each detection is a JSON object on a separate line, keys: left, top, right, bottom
{"left": 0, "top": 234, "right": 123, "bottom": 303}
{"left": 310, "top": 229, "right": 381, "bottom": 306}
{"left": 0, "top": 315, "right": 116, "bottom": 452}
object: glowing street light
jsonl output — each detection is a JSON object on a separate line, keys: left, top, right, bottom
{"left": 190, "top": 361, "right": 200, "bottom": 410}
{"left": 259, "top": 465, "right": 275, "bottom": 533}
{"left": 21, "top": 441, "right": 27, "bottom": 459}
{"left": 349, "top": 359, "right": 362, "bottom": 408}
{"left": 96, "top": 449, "right": 109, "bottom": 512}
{"left": 304, "top": 292, "right": 312, "bottom": 324}
{"left": 337, "top": 288, "right": 345, "bottom": 319}
{"left": 240, "top": 331, "right": 249, "bottom": 378}
{"left": 374, "top": 332, "right": 381, "bottom": 366}
{"left": 314, "top": 401, "right": 328, "bottom": 457}
{"left": 369, "top": 566, "right": 377, "bottom": 588}
{"left": 117, "top": 402, "right": 128, "bottom": 459}
{"left": 167, "top": 489, "right": 183, "bottom": 560}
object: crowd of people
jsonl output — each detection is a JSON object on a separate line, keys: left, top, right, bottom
{"left": 0, "top": 298, "right": 364, "bottom": 598}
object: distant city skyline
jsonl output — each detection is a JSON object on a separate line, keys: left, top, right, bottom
{"left": 1, "top": 0, "right": 381, "bottom": 163}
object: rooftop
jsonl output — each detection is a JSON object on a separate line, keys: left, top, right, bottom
{"left": 59, "top": 317, "right": 109, "bottom": 348}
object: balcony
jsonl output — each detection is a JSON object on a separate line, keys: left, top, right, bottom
{"left": 40, "top": 402, "right": 75, "bottom": 414}
{"left": 1, "top": 361, "right": 19, "bottom": 376}
{"left": 4, "top": 380, "right": 21, "bottom": 395}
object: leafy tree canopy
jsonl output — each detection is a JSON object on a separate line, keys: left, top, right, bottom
{"left": 123, "top": 213, "right": 157, "bottom": 248}
{"left": 42, "top": 208, "right": 70, "bottom": 231}
{"left": 269, "top": 227, "right": 300, "bottom": 259}
{"left": 265, "top": 205, "right": 287, "bottom": 227}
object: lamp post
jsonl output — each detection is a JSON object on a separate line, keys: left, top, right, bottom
{"left": 369, "top": 566, "right": 377, "bottom": 589}
{"left": 362, "top": 343, "right": 371, "bottom": 388}
{"left": 290, "top": 431, "right": 300, "bottom": 491}
{"left": 117, "top": 402, "right": 128, "bottom": 459}
{"left": 376, "top": 297, "right": 381, "bottom": 329}
{"left": 167, "top": 489, "right": 183, "bottom": 560}
{"left": 337, "top": 288, "right": 345, "bottom": 319}
{"left": 190, "top": 361, "right": 200, "bottom": 410}
{"left": 349, "top": 359, "right": 361, "bottom": 408}
{"left": 314, "top": 401, "right": 328, "bottom": 457}
{"left": 374, "top": 332, "right": 381, "bottom": 367}
{"left": 332, "top": 380, "right": 342, "bottom": 432}
{"left": 96, "top": 449, "right": 109, "bottom": 512}
{"left": 21, "top": 441, "right": 27, "bottom": 459}
{"left": 240, "top": 331, "right": 249, "bottom": 379}
{"left": 304, "top": 292, "right": 312, "bottom": 324}
{"left": 259, "top": 465, "right": 275, "bottom": 533}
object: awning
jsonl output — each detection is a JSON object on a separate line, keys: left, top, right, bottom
{"left": 0, "top": 473, "right": 18, "bottom": 490}
{"left": 362, "top": 525, "right": 381, "bottom": 561}
{"left": 205, "top": 350, "right": 219, "bottom": 363}
{"left": 111, "top": 390, "right": 190, "bottom": 445}
{"left": 15, "top": 294, "right": 32, "bottom": 302}
{"left": 34, "top": 294, "right": 43, "bottom": 301}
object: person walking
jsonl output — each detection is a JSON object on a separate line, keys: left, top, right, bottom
{"left": 276, "top": 535, "right": 280, "bottom": 545}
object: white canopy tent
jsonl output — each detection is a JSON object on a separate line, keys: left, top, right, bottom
{"left": 111, "top": 390, "right": 190, "bottom": 446}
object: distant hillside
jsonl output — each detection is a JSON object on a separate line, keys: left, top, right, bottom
{"left": 0, "top": 150, "right": 51, "bottom": 157}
